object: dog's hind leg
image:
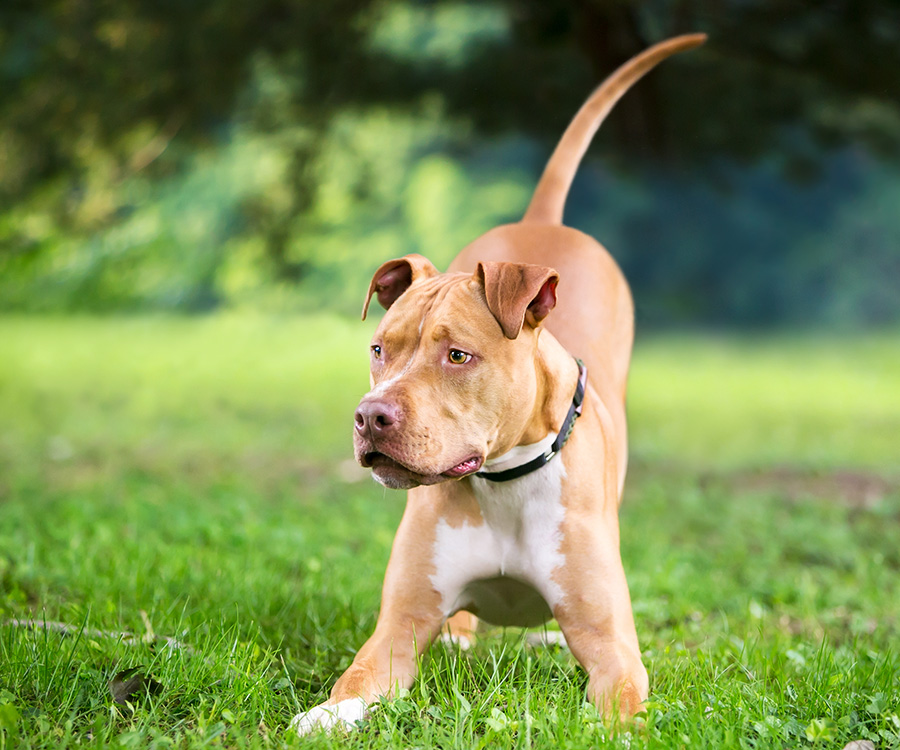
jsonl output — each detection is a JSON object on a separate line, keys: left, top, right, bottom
{"left": 440, "top": 610, "right": 478, "bottom": 650}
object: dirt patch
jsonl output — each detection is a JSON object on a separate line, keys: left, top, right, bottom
{"left": 708, "top": 467, "right": 899, "bottom": 508}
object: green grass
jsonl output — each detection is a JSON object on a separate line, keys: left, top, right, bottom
{"left": 1, "top": 315, "right": 898, "bottom": 748}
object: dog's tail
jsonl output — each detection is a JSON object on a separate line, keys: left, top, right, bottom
{"left": 521, "top": 33, "right": 706, "bottom": 226}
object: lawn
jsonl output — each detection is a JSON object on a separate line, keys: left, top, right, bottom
{"left": 1, "top": 315, "right": 898, "bottom": 748}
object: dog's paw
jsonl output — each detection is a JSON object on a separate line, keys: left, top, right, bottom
{"left": 439, "top": 632, "right": 473, "bottom": 651}
{"left": 525, "top": 630, "right": 568, "bottom": 648}
{"left": 290, "top": 697, "right": 367, "bottom": 735}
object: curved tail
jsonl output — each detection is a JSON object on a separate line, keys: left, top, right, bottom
{"left": 522, "top": 33, "right": 707, "bottom": 225}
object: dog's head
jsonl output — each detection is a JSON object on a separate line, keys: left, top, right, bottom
{"left": 354, "top": 253, "right": 559, "bottom": 489}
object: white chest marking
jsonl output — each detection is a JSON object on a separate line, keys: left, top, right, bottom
{"left": 430, "top": 450, "right": 567, "bottom": 625}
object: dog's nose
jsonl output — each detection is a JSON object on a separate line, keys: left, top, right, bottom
{"left": 355, "top": 399, "right": 401, "bottom": 436}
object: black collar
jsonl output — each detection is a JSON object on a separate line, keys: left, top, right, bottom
{"left": 475, "top": 358, "right": 587, "bottom": 483}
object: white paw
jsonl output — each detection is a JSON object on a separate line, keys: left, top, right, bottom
{"left": 525, "top": 630, "right": 568, "bottom": 648}
{"left": 440, "top": 632, "right": 473, "bottom": 651}
{"left": 290, "top": 697, "right": 368, "bottom": 735}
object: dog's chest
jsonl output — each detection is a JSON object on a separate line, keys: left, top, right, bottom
{"left": 430, "top": 458, "right": 567, "bottom": 626}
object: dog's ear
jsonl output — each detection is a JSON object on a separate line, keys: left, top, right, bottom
{"left": 477, "top": 261, "right": 559, "bottom": 339}
{"left": 362, "top": 254, "right": 439, "bottom": 319}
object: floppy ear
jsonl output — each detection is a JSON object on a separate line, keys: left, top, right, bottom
{"left": 362, "top": 254, "right": 439, "bottom": 320}
{"left": 477, "top": 261, "right": 559, "bottom": 339}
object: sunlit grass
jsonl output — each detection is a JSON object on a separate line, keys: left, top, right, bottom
{"left": 1, "top": 315, "right": 898, "bottom": 748}
{"left": 629, "top": 332, "right": 900, "bottom": 470}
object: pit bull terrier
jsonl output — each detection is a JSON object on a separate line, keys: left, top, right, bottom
{"left": 293, "top": 33, "right": 706, "bottom": 734}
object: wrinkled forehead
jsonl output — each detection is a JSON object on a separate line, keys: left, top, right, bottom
{"left": 375, "top": 273, "right": 495, "bottom": 343}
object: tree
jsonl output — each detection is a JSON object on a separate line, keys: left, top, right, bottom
{"left": 2, "top": 0, "right": 899, "bottom": 321}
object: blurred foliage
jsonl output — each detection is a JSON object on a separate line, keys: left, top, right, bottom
{"left": 1, "top": 0, "right": 899, "bottom": 324}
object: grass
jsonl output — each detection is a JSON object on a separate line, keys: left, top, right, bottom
{"left": 0, "top": 314, "right": 898, "bottom": 748}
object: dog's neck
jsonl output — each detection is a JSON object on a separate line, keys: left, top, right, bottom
{"left": 480, "top": 431, "right": 559, "bottom": 474}
{"left": 505, "top": 328, "right": 581, "bottom": 451}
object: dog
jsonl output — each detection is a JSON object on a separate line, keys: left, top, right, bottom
{"left": 292, "top": 33, "right": 706, "bottom": 734}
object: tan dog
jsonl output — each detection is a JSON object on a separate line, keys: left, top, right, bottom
{"left": 293, "top": 33, "right": 706, "bottom": 734}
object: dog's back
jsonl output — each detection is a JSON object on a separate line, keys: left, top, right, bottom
{"left": 450, "top": 33, "right": 706, "bottom": 472}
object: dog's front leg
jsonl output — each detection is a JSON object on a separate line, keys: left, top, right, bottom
{"left": 553, "top": 513, "right": 649, "bottom": 720}
{"left": 292, "top": 498, "right": 445, "bottom": 735}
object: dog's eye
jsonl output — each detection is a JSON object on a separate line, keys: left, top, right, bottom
{"left": 448, "top": 349, "right": 471, "bottom": 365}
{"left": 371, "top": 345, "right": 382, "bottom": 359}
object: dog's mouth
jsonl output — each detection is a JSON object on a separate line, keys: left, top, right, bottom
{"left": 362, "top": 452, "right": 483, "bottom": 489}
{"left": 442, "top": 456, "right": 483, "bottom": 477}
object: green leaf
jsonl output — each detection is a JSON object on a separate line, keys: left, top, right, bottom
{"left": 805, "top": 718, "right": 837, "bottom": 743}
{"left": 485, "top": 717, "right": 507, "bottom": 732}
{"left": 0, "top": 702, "right": 21, "bottom": 736}
{"left": 865, "top": 692, "right": 887, "bottom": 715}
{"left": 452, "top": 688, "right": 471, "bottom": 716}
